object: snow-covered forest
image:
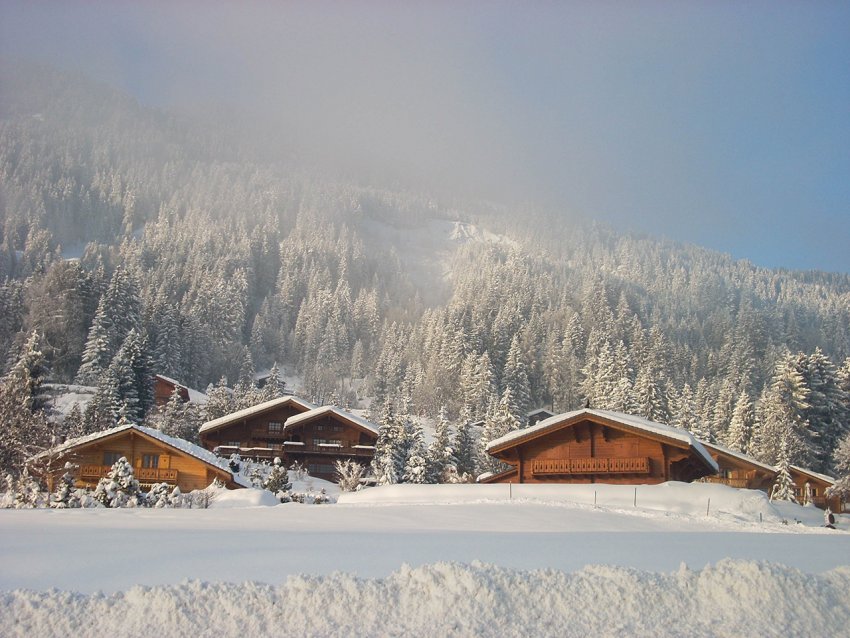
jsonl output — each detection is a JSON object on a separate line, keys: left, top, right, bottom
{"left": 2, "top": 62, "right": 850, "bottom": 483}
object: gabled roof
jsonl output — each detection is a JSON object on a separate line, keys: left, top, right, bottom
{"left": 700, "top": 440, "right": 777, "bottom": 474}
{"left": 155, "top": 374, "right": 209, "bottom": 405}
{"left": 790, "top": 465, "right": 835, "bottom": 486}
{"left": 487, "top": 408, "right": 718, "bottom": 473}
{"left": 199, "top": 395, "right": 317, "bottom": 434}
{"left": 284, "top": 405, "right": 380, "bottom": 436}
{"left": 526, "top": 408, "right": 555, "bottom": 418}
{"left": 32, "top": 424, "right": 249, "bottom": 487}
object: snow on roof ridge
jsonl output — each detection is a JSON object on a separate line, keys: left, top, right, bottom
{"left": 486, "top": 408, "right": 718, "bottom": 473}
{"left": 33, "top": 423, "right": 248, "bottom": 487}
{"left": 699, "top": 440, "right": 777, "bottom": 474}
{"left": 199, "top": 395, "right": 317, "bottom": 434}
{"left": 789, "top": 465, "right": 835, "bottom": 485}
{"left": 284, "top": 405, "right": 379, "bottom": 435}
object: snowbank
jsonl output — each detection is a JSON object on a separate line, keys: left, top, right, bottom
{"left": 209, "top": 487, "right": 281, "bottom": 508}
{"left": 339, "top": 481, "right": 812, "bottom": 525}
{"left": 2, "top": 560, "right": 848, "bottom": 637}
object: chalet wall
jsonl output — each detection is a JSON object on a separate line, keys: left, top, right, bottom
{"left": 200, "top": 404, "right": 307, "bottom": 453}
{"left": 59, "top": 432, "right": 229, "bottom": 493}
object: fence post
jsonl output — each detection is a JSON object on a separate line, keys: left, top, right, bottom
{"left": 706, "top": 498, "right": 711, "bottom": 516}
{"left": 634, "top": 487, "right": 637, "bottom": 507}
{"left": 594, "top": 490, "right": 597, "bottom": 508}
{"left": 509, "top": 482, "right": 512, "bottom": 500}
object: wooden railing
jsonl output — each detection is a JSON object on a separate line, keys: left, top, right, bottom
{"left": 80, "top": 465, "right": 178, "bottom": 482}
{"left": 287, "top": 444, "right": 376, "bottom": 457}
{"left": 531, "top": 457, "right": 650, "bottom": 476}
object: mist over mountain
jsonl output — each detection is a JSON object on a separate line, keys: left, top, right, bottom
{"left": 2, "top": 63, "right": 850, "bottom": 478}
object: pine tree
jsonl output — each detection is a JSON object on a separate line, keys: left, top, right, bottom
{"left": 93, "top": 456, "right": 142, "bottom": 508}
{"left": 427, "top": 406, "right": 458, "bottom": 483}
{"left": 501, "top": 335, "right": 531, "bottom": 421}
{"left": 49, "top": 463, "right": 80, "bottom": 509}
{"left": 454, "top": 414, "right": 478, "bottom": 479}
{"left": 826, "top": 431, "right": 850, "bottom": 501}
{"left": 262, "top": 362, "right": 287, "bottom": 401}
{"left": 263, "top": 457, "right": 292, "bottom": 495}
{"left": 770, "top": 430, "right": 798, "bottom": 503}
{"left": 479, "top": 390, "right": 520, "bottom": 475}
{"left": 204, "top": 377, "right": 233, "bottom": 421}
{"left": 725, "top": 390, "right": 754, "bottom": 453}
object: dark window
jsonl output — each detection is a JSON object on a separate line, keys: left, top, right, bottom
{"left": 142, "top": 454, "right": 159, "bottom": 469}
{"left": 308, "top": 463, "right": 335, "bottom": 475}
{"left": 103, "top": 451, "right": 122, "bottom": 466}
{"left": 268, "top": 422, "right": 282, "bottom": 433}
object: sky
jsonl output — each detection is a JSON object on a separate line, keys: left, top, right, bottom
{"left": 1, "top": 2, "right": 849, "bottom": 272}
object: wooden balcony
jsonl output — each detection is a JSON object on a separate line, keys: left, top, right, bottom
{"left": 80, "top": 465, "right": 178, "bottom": 483}
{"left": 285, "top": 444, "right": 376, "bottom": 458}
{"left": 532, "top": 457, "right": 650, "bottom": 476}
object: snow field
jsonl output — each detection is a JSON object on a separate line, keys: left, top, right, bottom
{"left": 2, "top": 560, "right": 849, "bottom": 638}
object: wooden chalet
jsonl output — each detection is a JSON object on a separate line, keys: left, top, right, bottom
{"left": 482, "top": 408, "right": 718, "bottom": 485}
{"left": 199, "top": 395, "right": 317, "bottom": 459}
{"left": 700, "top": 441, "right": 776, "bottom": 492}
{"left": 279, "top": 406, "right": 379, "bottom": 480}
{"left": 31, "top": 424, "right": 246, "bottom": 493}
{"left": 789, "top": 465, "right": 842, "bottom": 512}
{"left": 153, "top": 374, "right": 208, "bottom": 407}
{"left": 199, "top": 397, "right": 379, "bottom": 481}
{"left": 699, "top": 442, "right": 843, "bottom": 510}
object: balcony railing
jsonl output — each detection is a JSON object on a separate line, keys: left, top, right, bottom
{"left": 80, "top": 465, "right": 178, "bottom": 482}
{"left": 531, "top": 457, "right": 650, "bottom": 476}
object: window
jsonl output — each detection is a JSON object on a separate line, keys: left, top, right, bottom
{"left": 308, "top": 463, "right": 335, "bottom": 475}
{"left": 227, "top": 441, "right": 240, "bottom": 448}
{"left": 103, "top": 451, "right": 122, "bottom": 466}
{"left": 316, "top": 424, "right": 325, "bottom": 431}
{"left": 142, "top": 454, "right": 159, "bottom": 469}
{"left": 268, "top": 422, "right": 282, "bottom": 434}
{"left": 314, "top": 438, "right": 342, "bottom": 447}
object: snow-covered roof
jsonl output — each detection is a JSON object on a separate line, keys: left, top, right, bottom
{"left": 526, "top": 408, "right": 555, "bottom": 417}
{"left": 155, "top": 374, "right": 209, "bottom": 405}
{"left": 699, "top": 441, "right": 777, "bottom": 474}
{"left": 32, "top": 424, "right": 250, "bottom": 487}
{"left": 284, "top": 405, "right": 380, "bottom": 435}
{"left": 486, "top": 408, "right": 719, "bottom": 473}
{"left": 199, "top": 395, "right": 317, "bottom": 434}
{"left": 790, "top": 465, "right": 835, "bottom": 485}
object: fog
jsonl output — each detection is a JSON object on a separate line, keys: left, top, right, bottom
{"left": 2, "top": 2, "right": 849, "bottom": 271}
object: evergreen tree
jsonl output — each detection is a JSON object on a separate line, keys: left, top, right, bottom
{"left": 725, "top": 390, "right": 755, "bottom": 453}
{"left": 479, "top": 390, "right": 520, "bottom": 475}
{"left": 263, "top": 457, "right": 292, "bottom": 495}
{"left": 454, "top": 414, "right": 478, "bottom": 479}
{"left": 427, "top": 406, "right": 458, "bottom": 483}
{"left": 49, "top": 463, "right": 80, "bottom": 509}
{"left": 93, "top": 456, "right": 142, "bottom": 508}
{"left": 204, "top": 377, "right": 233, "bottom": 421}
{"left": 770, "top": 430, "right": 798, "bottom": 503}
{"left": 826, "top": 431, "right": 850, "bottom": 501}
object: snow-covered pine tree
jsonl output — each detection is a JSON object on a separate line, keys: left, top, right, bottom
{"left": 770, "top": 430, "right": 798, "bottom": 503}
{"left": 13, "top": 470, "right": 44, "bottom": 509}
{"left": 725, "top": 390, "right": 754, "bottom": 453}
{"left": 264, "top": 457, "right": 292, "bottom": 496}
{"left": 479, "top": 389, "right": 521, "bottom": 475}
{"left": 93, "top": 456, "right": 142, "bottom": 508}
{"left": 403, "top": 417, "right": 429, "bottom": 483}
{"left": 826, "top": 430, "right": 850, "bottom": 502}
{"left": 204, "top": 377, "right": 234, "bottom": 421}
{"left": 427, "top": 406, "right": 458, "bottom": 483}
{"left": 454, "top": 412, "right": 478, "bottom": 479}
{"left": 262, "top": 362, "right": 287, "bottom": 401}
{"left": 49, "top": 462, "right": 80, "bottom": 508}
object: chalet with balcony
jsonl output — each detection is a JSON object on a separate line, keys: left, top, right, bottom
{"left": 199, "top": 397, "right": 379, "bottom": 480}
{"left": 481, "top": 408, "right": 718, "bottom": 485}
{"left": 789, "top": 465, "right": 842, "bottom": 511}
{"left": 30, "top": 424, "right": 246, "bottom": 493}
{"left": 199, "top": 395, "right": 317, "bottom": 459}
{"left": 279, "top": 406, "right": 379, "bottom": 480}
{"left": 700, "top": 441, "right": 776, "bottom": 492}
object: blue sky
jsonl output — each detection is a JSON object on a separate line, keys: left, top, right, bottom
{"left": 2, "top": 2, "right": 849, "bottom": 272}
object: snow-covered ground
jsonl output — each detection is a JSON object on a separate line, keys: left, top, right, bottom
{"left": 1, "top": 482, "right": 848, "bottom": 636}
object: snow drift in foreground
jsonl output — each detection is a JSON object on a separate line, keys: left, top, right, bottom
{"left": 3, "top": 560, "right": 848, "bottom": 638}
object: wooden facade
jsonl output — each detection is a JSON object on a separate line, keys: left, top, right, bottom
{"left": 153, "top": 374, "right": 207, "bottom": 407}
{"left": 199, "top": 395, "right": 317, "bottom": 458}
{"left": 199, "top": 398, "right": 379, "bottom": 481}
{"left": 482, "top": 409, "right": 717, "bottom": 485}
{"left": 701, "top": 442, "right": 776, "bottom": 491}
{"left": 279, "top": 406, "right": 378, "bottom": 481}
{"left": 32, "top": 425, "right": 242, "bottom": 493}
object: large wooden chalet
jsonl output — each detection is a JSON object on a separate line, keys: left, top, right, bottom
{"left": 199, "top": 397, "right": 379, "bottom": 481}
{"left": 483, "top": 408, "right": 844, "bottom": 511}
{"left": 31, "top": 424, "right": 246, "bottom": 493}
{"left": 482, "top": 408, "right": 718, "bottom": 485}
